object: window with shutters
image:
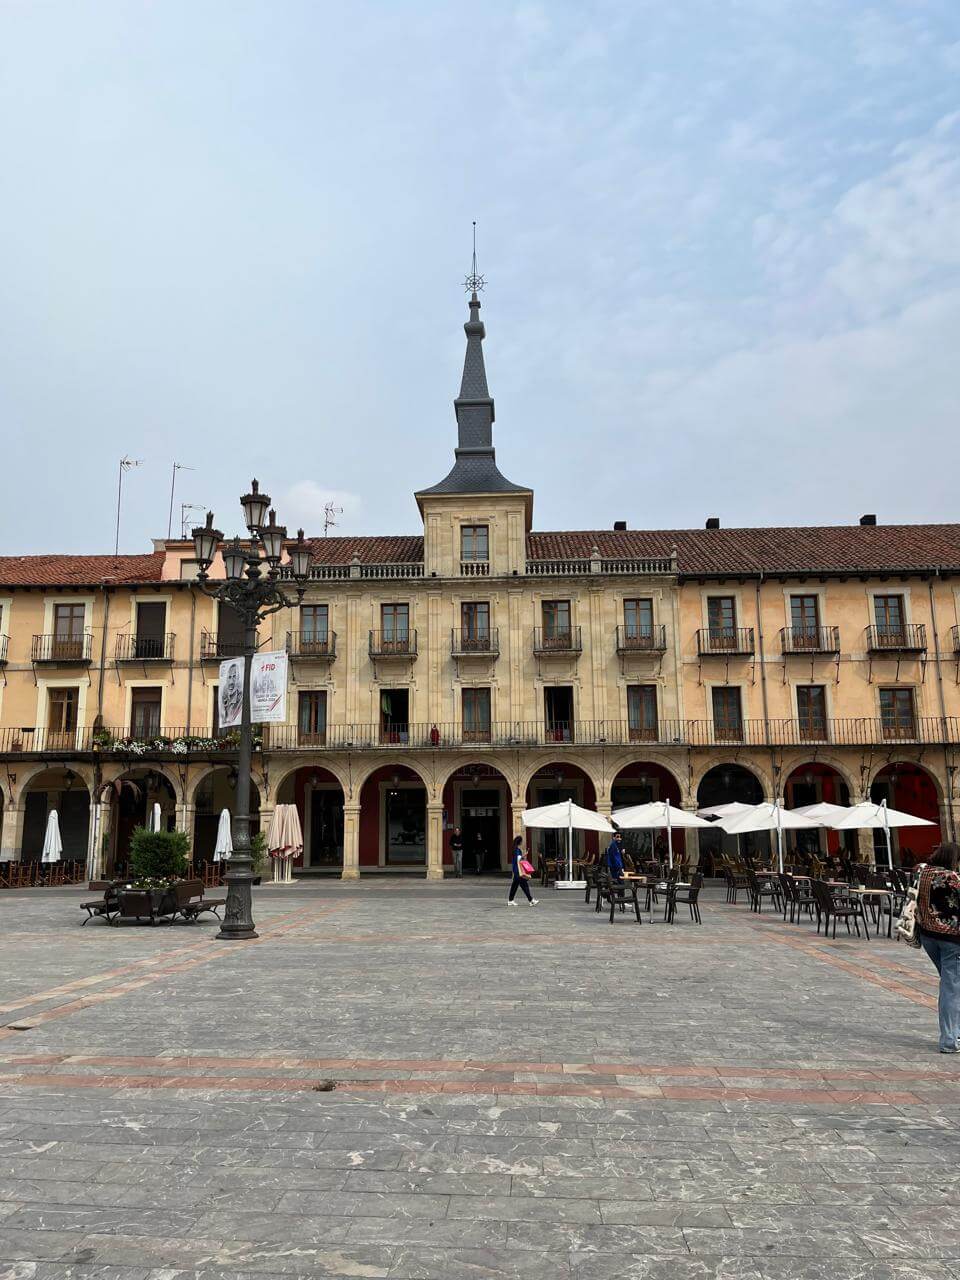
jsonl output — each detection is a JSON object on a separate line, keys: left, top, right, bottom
{"left": 462, "top": 688, "right": 491, "bottom": 742}
{"left": 711, "top": 686, "right": 743, "bottom": 741}
{"left": 880, "top": 688, "right": 916, "bottom": 738}
{"left": 707, "top": 596, "right": 737, "bottom": 649}
{"left": 130, "top": 688, "right": 162, "bottom": 738}
{"left": 627, "top": 685, "right": 658, "bottom": 742}
{"left": 797, "top": 685, "right": 827, "bottom": 741}
{"left": 298, "top": 690, "right": 327, "bottom": 745}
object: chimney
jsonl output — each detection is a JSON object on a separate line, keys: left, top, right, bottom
{"left": 859, "top": 514, "right": 877, "bottom": 526}
{"left": 705, "top": 517, "right": 720, "bottom": 530}
{"left": 613, "top": 520, "right": 627, "bottom": 531}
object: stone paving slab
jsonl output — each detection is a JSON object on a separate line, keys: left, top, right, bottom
{"left": 0, "top": 880, "right": 958, "bottom": 1277}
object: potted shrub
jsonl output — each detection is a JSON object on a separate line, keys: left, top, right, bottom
{"left": 128, "top": 827, "right": 191, "bottom": 915}
{"left": 250, "top": 830, "right": 266, "bottom": 885}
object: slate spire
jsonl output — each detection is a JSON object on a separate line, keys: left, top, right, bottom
{"left": 416, "top": 241, "right": 530, "bottom": 505}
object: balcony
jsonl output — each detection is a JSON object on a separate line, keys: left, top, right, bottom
{"left": 369, "top": 630, "right": 418, "bottom": 659}
{"left": 696, "top": 627, "right": 755, "bottom": 656}
{"left": 865, "top": 623, "right": 927, "bottom": 654}
{"left": 533, "top": 626, "right": 582, "bottom": 656}
{"left": 31, "top": 633, "right": 93, "bottom": 664}
{"left": 115, "top": 633, "right": 175, "bottom": 662}
{"left": 451, "top": 627, "right": 499, "bottom": 657}
{"left": 0, "top": 634, "right": 7, "bottom": 665}
{"left": 460, "top": 560, "right": 490, "bottom": 577}
{"left": 780, "top": 626, "right": 840, "bottom": 655}
{"left": 616, "top": 624, "right": 667, "bottom": 655}
{"left": 200, "top": 631, "right": 245, "bottom": 661}
{"left": 287, "top": 631, "right": 337, "bottom": 660}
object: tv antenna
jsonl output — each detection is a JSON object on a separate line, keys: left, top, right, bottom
{"left": 180, "top": 503, "right": 206, "bottom": 540}
{"left": 115, "top": 457, "right": 142, "bottom": 555}
{"left": 323, "top": 502, "right": 343, "bottom": 536}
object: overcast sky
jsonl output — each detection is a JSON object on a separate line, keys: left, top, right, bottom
{"left": 2, "top": 1, "right": 958, "bottom": 555}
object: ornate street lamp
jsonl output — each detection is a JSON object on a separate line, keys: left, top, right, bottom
{"left": 191, "top": 480, "right": 310, "bottom": 940}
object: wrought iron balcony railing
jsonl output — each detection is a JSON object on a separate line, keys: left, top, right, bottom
{"left": 31, "top": 633, "right": 93, "bottom": 663}
{"left": 369, "top": 630, "right": 418, "bottom": 658}
{"left": 780, "top": 626, "right": 840, "bottom": 655}
{"left": 200, "top": 631, "right": 246, "bottom": 660}
{"left": 866, "top": 623, "right": 927, "bottom": 653}
{"left": 115, "top": 633, "right": 175, "bottom": 661}
{"left": 616, "top": 624, "right": 667, "bottom": 655}
{"left": 533, "top": 626, "right": 582, "bottom": 655}
{"left": 697, "top": 627, "right": 755, "bottom": 656}
{"left": 286, "top": 631, "right": 337, "bottom": 659}
{"left": 2, "top": 716, "right": 958, "bottom": 757}
{"left": 451, "top": 627, "right": 499, "bottom": 657}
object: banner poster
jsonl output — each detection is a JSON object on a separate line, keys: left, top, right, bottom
{"left": 250, "top": 650, "right": 288, "bottom": 724}
{"left": 217, "top": 657, "right": 245, "bottom": 729}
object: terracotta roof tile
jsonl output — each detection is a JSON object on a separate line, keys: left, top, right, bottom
{"left": 527, "top": 526, "right": 960, "bottom": 576}
{"left": 0, "top": 552, "right": 165, "bottom": 587}
{"left": 303, "top": 536, "right": 424, "bottom": 565}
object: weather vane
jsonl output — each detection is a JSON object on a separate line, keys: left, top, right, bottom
{"left": 463, "top": 220, "right": 485, "bottom": 295}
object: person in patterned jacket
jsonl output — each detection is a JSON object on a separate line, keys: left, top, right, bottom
{"left": 916, "top": 844, "right": 960, "bottom": 1053}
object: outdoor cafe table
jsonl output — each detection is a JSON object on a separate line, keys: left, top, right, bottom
{"left": 847, "top": 886, "right": 896, "bottom": 939}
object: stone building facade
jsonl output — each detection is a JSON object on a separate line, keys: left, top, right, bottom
{"left": 1, "top": 292, "right": 959, "bottom": 876}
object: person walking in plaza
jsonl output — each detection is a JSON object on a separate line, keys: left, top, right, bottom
{"left": 604, "top": 830, "right": 626, "bottom": 882}
{"left": 507, "top": 835, "right": 538, "bottom": 907}
{"left": 916, "top": 844, "right": 960, "bottom": 1053}
{"left": 449, "top": 827, "right": 464, "bottom": 878}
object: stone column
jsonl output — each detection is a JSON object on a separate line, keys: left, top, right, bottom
{"left": 341, "top": 802, "right": 361, "bottom": 881}
{"left": 1, "top": 803, "right": 24, "bottom": 863}
{"left": 426, "top": 802, "right": 444, "bottom": 881}
{"left": 680, "top": 790, "right": 700, "bottom": 866}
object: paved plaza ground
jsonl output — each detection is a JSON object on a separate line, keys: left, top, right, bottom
{"left": 0, "top": 877, "right": 958, "bottom": 1280}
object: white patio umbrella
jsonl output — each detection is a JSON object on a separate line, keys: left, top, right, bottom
{"left": 521, "top": 799, "right": 614, "bottom": 889}
{"left": 829, "top": 799, "right": 936, "bottom": 872}
{"left": 718, "top": 800, "right": 821, "bottom": 874}
{"left": 267, "top": 803, "right": 304, "bottom": 885}
{"left": 613, "top": 799, "right": 712, "bottom": 871}
{"left": 790, "top": 801, "right": 852, "bottom": 823}
{"left": 213, "top": 808, "right": 233, "bottom": 863}
{"left": 696, "top": 801, "right": 758, "bottom": 820}
{"left": 41, "top": 809, "right": 63, "bottom": 864}
{"left": 148, "top": 802, "right": 162, "bottom": 832}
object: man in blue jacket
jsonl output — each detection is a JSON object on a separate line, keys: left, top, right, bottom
{"left": 605, "top": 831, "right": 626, "bottom": 881}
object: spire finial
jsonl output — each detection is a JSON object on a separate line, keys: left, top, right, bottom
{"left": 463, "top": 220, "right": 485, "bottom": 298}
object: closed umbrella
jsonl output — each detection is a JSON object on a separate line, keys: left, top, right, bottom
{"left": 521, "top": 799, "right": 613, "bottom": 889}
{"left": 213, "top": 808, "right": 233, "bottom": 863}
{"left": 41, "top": 810, "right": 63, "bottom": 864}
{"left": 829, "top": 799, "right": 935, "bottom": 872}
{"left": 613, "top": 800, "right": 712, "bottom": 871}
{"left": 718, "top": 801, "right": 820, "bottom": 874}
{"left": 148, "top": 802, "right": 162, "bottom": 833}
{"left": 267, "top": 803, "right": 304, "bottom": 885}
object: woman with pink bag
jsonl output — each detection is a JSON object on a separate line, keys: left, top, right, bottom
{"left": 507, "top": 835, "right": 539, "bottom": 907}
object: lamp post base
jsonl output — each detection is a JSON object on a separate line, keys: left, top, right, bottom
{"left": 215, "top": 869, "right": 258, "bottom": 941}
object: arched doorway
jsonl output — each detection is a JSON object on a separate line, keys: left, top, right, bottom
{"left": 784, "top": 763, "right": 854, "bottom": 858}
{"left": 441, "top": 763, "right": 511, "bottom": 875}
{"left": 358, "top": 764, "right": 428, "bottom": 872}
{"left": 872, "top": 763, "right": 941, "bottom": 866}
{"left": 20, "top": 768, "right": 90, "bottom": 868}
{"left": 525, "top": 762, "right": 599, "bottom": 867}
{"left": 193, "top": 767, "right": 260, "bottom": 866}
{"left": 610, "top": 762, "right": 683, "bottom": 864}
{"left": 696, "top": 764, "right": 766, "bottom": 869}
{"left": 276, "top": 766, "right": 344, "bottom": 873}
{"left": 106, "top": 768, "right": 177, "bottom": 874}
